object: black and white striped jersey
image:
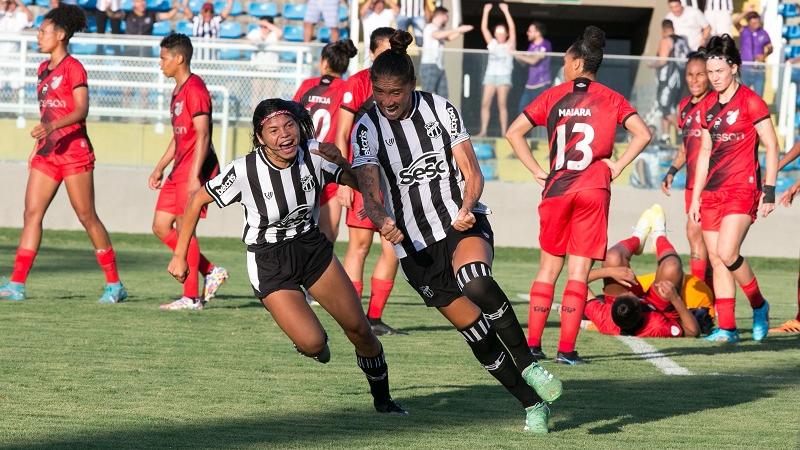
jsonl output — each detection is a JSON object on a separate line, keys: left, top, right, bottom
{"left": 351, "top": 91, "right": 489, "bottom": 258}
{"left": 204, "top": 140, "right": 341, "bottom": 248}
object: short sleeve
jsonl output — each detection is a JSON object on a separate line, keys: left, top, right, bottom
{"left": 69, "top": 60, "right": 88, "bottom": 90}
{"left": 205, "top": 161, "right": 241, "bottom": 207}
{"left": 747, "top": 93, "right": 770, "bottom": 125}
{"left": 443, "top": 101, "right": 469, "bottom": 146}
{"left": 615, "top": 93, "right": 637, "bottom": 126}
{"left": 340, "top": 74, "right": 368, "bottom": 114}
{"left": 644, "top": 316, "right": 683, "bottom": 338}
{"left": 350, "top": 120, "right": 379, "bottom": 168}
{"left": 523, "top": 91, "right": 548, "bottom": 127}
{"left": 186, "top": 81, "right": 211, "bottom": 117}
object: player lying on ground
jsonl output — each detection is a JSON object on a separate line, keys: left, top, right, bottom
{"left": 167, "top": 99, "right": 406, "bottom": 415}
{"left": 353, "top": 30, "right": 562, "bottom": 433}
{"left": 0, "top": 5, "right": 126, "bottom": 303}
{"left": 583, "top": 205, "right": 709, "bottom": 338}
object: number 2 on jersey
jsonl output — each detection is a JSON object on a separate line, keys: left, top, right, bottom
{"left": 311, "top": 109, "right": 331, "bottom": 141}
{"left": 555, "top": 123, "right": 594, "bottom": 171}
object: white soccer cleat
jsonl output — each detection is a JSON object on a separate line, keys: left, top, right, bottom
{"left": 159, "top": 296, "right": 204, "bottom": 311}
{"left": 649, "top": 204, "right": 667, "bottom": 250}
{"left": 631, "top": 208, "right": 653, "bottom": 254}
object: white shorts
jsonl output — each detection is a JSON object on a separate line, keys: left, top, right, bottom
{"left": 304, "top": 0, "right": 339, "bottom": 27}
{"left": 704, "top": 10, "right": 732, "bottom": 37}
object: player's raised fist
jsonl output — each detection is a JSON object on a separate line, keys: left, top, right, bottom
{"left": 452, "top": 208, "right": 476, "bottom": 231}
{"left": 379, "top": 217, "right": 404, "bottom": 244}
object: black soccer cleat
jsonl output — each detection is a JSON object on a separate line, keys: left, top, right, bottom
{"left": 375, "top": 398, "right": 409, "bottom": 415}
{"left": 369, "top": 318, "right": 409, "bottom": 336}
{"left": 529, "top": 346, "right": 547, "bottom": 361}
{"left": 555, "top": 351, "right": 587, "bottom": 365}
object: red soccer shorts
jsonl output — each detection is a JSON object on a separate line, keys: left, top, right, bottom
{"left": 538, "top": 188, "right": 610, "bottom": 260}
{"left": 30, "top": 144, "right": 95, "bottom": 183}
{"left": 320, "top": 183, "right": 338, "bottom": 206}
{"left": 699, "top": 188, "right": 759, "bottom": 231}
{"left": 156, "top": 178, "right": 208, "bottom": 218}
{"left": 346, "top": 190, "right": 378, "bottom": 231}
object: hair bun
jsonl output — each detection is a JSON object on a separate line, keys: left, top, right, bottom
{"left": 582, "top": 26, "right": 606, "bottom": 50}
{"left": 333, "top": 38, "right": 358, "bottom": 58}
{"left": 389, "top": 30, "right": 413, "bottom": 54}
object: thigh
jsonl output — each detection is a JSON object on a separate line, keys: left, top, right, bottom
{"left": 24, "top": 167, "right": 61, "bottom": 216}
{"left": 535, "top": 249, "right": 565, "bottom": 283}
{"left": 496, "top": 84, "right": 511, "bottom": 100}
{"left": 261, "top": 290, "right": 326, "bottom": 346}
{"left": 568, "top": 189, "right": 609, "bottom": 260}
{"left": 320, "top": 0, "right": 338, "bottom": 27}
{"left": 481, "top": 84, "right": 496, "bottom": 102}
{"left": 437, "top": 295, "right": 483, "bottom": 329}
{"left": 63, "top": 170, "right": 97, "bottom": 216}
{"left": 307, "top": 256, "right": 368, "bottom": 331}
{"left": 716, "top": 214, "right": 751, "bottom": 256}
{"left": 538, "top": 194, "right": 573, "bottom": 257}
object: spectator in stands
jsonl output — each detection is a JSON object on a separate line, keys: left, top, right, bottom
{"left": 94, "top": 0, "right": 123, "bottom": 35}
{"left": 360, "top": 0, "right": 396, "bottom": 65}
{"left": 303, "top": 0, "right": 339, "bottom": 43}
{"left": 0, "top": 0, "right": 33, "bottom": 56}
{"left": 652, "top": 19, "right": 689, "bottom": 141}
{"left": 477, "top": 2, "right": 514, "bottom": 138}
{"left": 247, "top": 16, "right": 282, "bottom": 44}
{"left": 420, "top": 6, "right": 472, "bottom": 97}
{"left": 515, "top": 21, "right": 551, "bottom": 116}
{"left": 703, "top": 0, "right": 732, "bottom": 36}
{"left": 665, "top": 0, "right": 709, "bottom": 51}
{"left": 396, "top": 0, "right": 428, "bottom": 45}
{"left": 734, "top": 11, "right": 772, "bottom": 96}
{"left": 124, "top": 0, "right": 182, "bottom": 57}
{"left": 184, "top": 0, "right": 233, "bottom": 59}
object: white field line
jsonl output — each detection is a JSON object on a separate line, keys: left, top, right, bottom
{"left": 616, "top": 335, "right": 692, "bottom": 376}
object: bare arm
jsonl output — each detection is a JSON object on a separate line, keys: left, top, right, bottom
{"left": 157, "top": 2, "right": 181, "bottom": 20}
{"left": 650, "top": 38, "right": 671, "bottom": 68}
{"left": 187, "top": 114, "right": 211, "bottom": 194}
{"left": 480, "top": 3, "right": 492, "bottom": 45}
{"left": 149, "top": 138, "right": 176, "bottom": 189}
{"left": 701, "top": 25, "right": 710, "bottom": 44}
{"left": 167, "top": 188, "right": 214, "bottom": 282}
{"left": 335, "top": 108, "right": 356, "bottom": 208}
{"left": 312, "top": 142, "right": 359, "bottom": 190}
{"left": 355, "top": 164, "right": 404, "bottom": 244}
{"left": 688, "top": 129, "right": 712, "bottom": 223}
{"left": 219, "top": 0, "right": 233, "bottom": 20}
{"left": 450, "top": 139, "right": 484, "bottom": 231}
{"left": 18, "top": 0, "right": 34, "bottom": 23}
{"left": 588, "top": 266, "right": 637, "bottom": 287}
{"left": 756, "top": 117, "right": 780, "bottom": 217}
{"left": 182, "top": 0, "right": 194, "bottom": 20}
{"left": 662, "top": 142, "right": 687, "bottom": 196}
{"left": 360, "top": 0, "right": 372, "bottom": 19}
{"left": 661, "top": 283, "right": 700, "bottom": 337}
{"left": 505, "top": 114, "right": 547, "bottom": 185}
{"left": 605, "top": 114, "right": 652, "bottom": 179}
{"left": 779, "top": 140, "right": 800, "bottom": 170}
{"left": 432, "top": 25, "right": 473, "bottom": 41}
{"left": 515, "top": 52, "right": 546, "bottom": 65}
{"left": 30, "top": 86, "right": 89, "bottom": 140}
{"left": 499, "top": 3, "right": 515, "bottom": 48}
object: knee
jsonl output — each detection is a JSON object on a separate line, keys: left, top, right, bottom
{"left": 152, "top": 222, "right": 168, "bottom": 239}
{"left": 347, "top": 239, "right": 371, "bottom": 259}
{"left": 293, "top": 332, "right": 329, "bottom": 361}
{"left": 74, "top": 209, "right": 99, "bottom": 228}
{"left": 716, "top": 248, "right": 740, "bottom": 267}
{"left": 22, "top": 207, "right": 45, "bottom": 225}
{"left": 603, "top": 250, "right": 625, "bottom": 268}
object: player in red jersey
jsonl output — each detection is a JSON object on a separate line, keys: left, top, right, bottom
{"left": 334, "top": 27, "right": 405, "bottom": 335}
{"left": 150, "top": 33, "right": 225, "bottom": 311}
{"left": 293, "top": 38, "right": 358, "bottom": 243}
{"left": 688, "top": 35, "right": 779, "bottom": 343}
{"left": 506, "top": 26, "right": 651, "bottom": 364}
{"left": 662, "top": 52, "right": 713, "bottom": 289}
{"left": 0, "top": 5, "right": 126, "bottom": 303}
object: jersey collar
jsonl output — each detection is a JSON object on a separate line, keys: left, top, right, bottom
{"left": 377, "top": 91, "right": 420, "bottom": 122}
{"left": 257, "top": 144, "right": 302, "bottom": 170}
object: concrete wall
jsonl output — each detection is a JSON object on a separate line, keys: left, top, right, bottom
{"left": 1, "top": 162, "right": 798, "bottom": 258}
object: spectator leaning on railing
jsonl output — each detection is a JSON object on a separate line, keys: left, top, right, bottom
{"left": 124, "top": 0, "right": 181, "bottom": 37}
{"left": 734, "top": 10, "right": 771, "bottom": 97}
{"left": 515, "top": 20, "right": 551, "bottom": 116}
{"left": 0, "top": 0, "right": 33, "bottom": 58}
{"left": 665, "top": 0, "right": 710, "bottom": 51}
{"left": 247, "top": 16, "right": 282, "bottom": 66}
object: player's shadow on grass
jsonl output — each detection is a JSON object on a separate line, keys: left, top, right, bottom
{"left": 13, "top": 366, "right": 797, "bottom": 448}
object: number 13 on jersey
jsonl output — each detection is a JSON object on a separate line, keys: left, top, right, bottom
{"left": 555, "top": 123, "right": 595, "bottom": 171}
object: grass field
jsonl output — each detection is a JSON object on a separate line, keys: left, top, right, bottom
{"left": 0, "top": 227, "right": 798, "bottom": 449}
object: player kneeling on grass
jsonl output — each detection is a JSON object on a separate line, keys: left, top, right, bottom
{"left": 167, "top": 99, "right": 406, "bottom": 415}
{"left": 583, "top": 205, "right": 712, "bottom": 338}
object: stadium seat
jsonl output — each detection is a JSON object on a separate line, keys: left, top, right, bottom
{"left": 146, "top": 0, "right": 171, "bottom": 12}
{"left": 338, "top": 4, "right": 347, "bottom": 21}
{"left": 219, "top": 48, "right": 241, "bottom": 59}
{"left": 176, "top": 20, "right": 193, "bottom": 35}
{"left": 783, "top": 24, "right": 800, "bottom": 40}
{"left": 785, "top": 45, "right": 800, "bottom": 60}
{"left": 780, "top": 3, "right": 800, "bottom": 18}
{"left": 152, "top": 20, "right": 172, "bottom": 36}
{"left": 473, "top": 143, "right": 494, "bottom": 160}
{"left": 215, "top": 0, "right": 243, "bottom": 15}
{"left": 777, "top": 176, "right": 795, "bottom": 192}
{"left": 282, "top": 3, "right": 306, "bottom": 20}
{"left": 219, "top": 21, "right": 242, "bottom": 38}
{"left": 86, "top": 15, "right": 97, "bottom": 32}
{"left": 188, "top": 0, "right": 204, "bottom": 13}
{"left": 77, "top": 0, "right": 97, "bottom": 9}
{"left": 21, "top": 0, "right": 33, "bottom": 5}
{"left": 317, "top": 27, "right": 349, "bottom": 42}
{"left": 247, "top": 2, "right": 277, "bottom": 18}
{"left": 247, "top": 23, "right": 258, "bottom": 33}
{"left": 671, "top": 170, "right": 687, "bottom": 189}
{"left": 279, "top": 51, "right": 297, "bottom": 62}
{"left": 479, "top": 162, "right": 497, "bottom": 180}
{"left": 121, "top": 0, "right": 133, "bottom": 12}
{"left": 283, "top": 24, "right": 303, "bottom": 42}
{"left": 70, "top": 42, "right": 98, "bottom": 54}
{"left": 34, "top": 15, "right": 44, "bottom": 28}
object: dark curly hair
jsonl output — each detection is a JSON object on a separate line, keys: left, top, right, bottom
{"left": 43, "top": 4, "right": 87, "bottom": 41}
{"left": 370, "top": 30, "right": 415, "bottom": 86}
{"left": 320, "top": 38, "right": 357, "bottom": 75}
{"left": 160, "top": 33, "right": 193, "bottom": 64}
{"left": 252, "top": 99, "right": 314, "bottom": 148}
{"left": 369, "top": 26, "right": 395, "bottom": 53}
{"left": 612, "top": 295, "right": 645, "bottom": 335}
{"left": 566, "top": 25, "right": 606, "bottom": 75}
{"left": 700, "top": 34, "right": 742, "bottom": 67}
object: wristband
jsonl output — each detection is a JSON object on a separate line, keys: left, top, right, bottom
{"left": 667, "top": 166, "right": 679, "bottom": 176}
{"left": 763, "top": 185, "right": 775, "bottom": 204}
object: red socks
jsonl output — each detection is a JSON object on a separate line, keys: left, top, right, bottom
{"left": 10, "top": 248, "right": 37, "bottom": 283}
{"left": 352, "top": 280, "right": 364, "bottom": 299}
{"left": 527, "top": 281, "right": 554, "bottom": 347}
{"left": 159, "top": 229, "right": 214, "bottom": 276}
{"left": 739, "top": 277, "right": 765, "bottom": 309}
{"left": 558, "top": 280, "right": 588, "bottom": 353}
{"left": 715, "top": 297, "right": 736, "bottom": 330}
{"left": 184, "top": 236, "right": 201, "bottom": 298}
{"left": 95, "top": 248, "right": 120, "bottom": 284}
{"left": 367, "top": 277, "right": 394, "bottom": 320}
{"left": 655, "top": 236, "right": 675, "bottom": 259}
{"left": 616, "top": 236, "right": 641, "bottom": 255}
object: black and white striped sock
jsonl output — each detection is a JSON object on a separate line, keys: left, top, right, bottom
{"left": 356, "top": 348, "right": 391, "bottom": 404}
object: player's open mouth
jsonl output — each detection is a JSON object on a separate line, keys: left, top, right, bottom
{"left": 278, "top": 140, "right": 295, "bottom": 151}
{"left": 384, "top": 105, "right": 399, "bottom": 115}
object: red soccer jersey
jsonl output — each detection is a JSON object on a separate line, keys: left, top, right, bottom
{"left": 677, "top": 95, "right": 705, "bottom": 190}
{"left": 293, "top": 75, "right": 347, "bottom": 144}
{"left": 523, "top": 77, "right": 638, "bottom": 198}
{"left": 587, "top": 295, "right": 683, "bottom": 338}
{"left": 697, "top": 85, "right": 770, "bottom": 191}
{"left": 170, "top": 73, "right": 218, "bottom": 182}
{"left": 36, "top": 55, "right": 92, "bottom": 157}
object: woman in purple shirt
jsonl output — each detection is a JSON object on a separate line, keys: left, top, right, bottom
{"left": 735, "top": 11, "right": 772, "bottom": 96}
{"left": 516, "top": 21, "right": 551, "bottom": 115}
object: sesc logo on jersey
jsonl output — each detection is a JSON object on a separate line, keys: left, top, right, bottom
{"left": 399, "top": 153, "right": 447, "bottom": 186}
{"left": 273, "top": 205, "right": 312, "bottom": 230}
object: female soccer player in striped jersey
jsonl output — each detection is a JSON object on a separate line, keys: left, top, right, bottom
{"left": 335, "top": 27, "right": 404, "bottom": 336}
{"left": 353, "top": 30, "right": 562, "bottom": 434}
{"left": 506, "top": 26, "right": 651, "bottom": 365}
{"left": 293, "top": 38, "right": 358, "bottom": 242}
{"left": 688, "top": 35, "right": 779, "bottom": 343}
{"left": 662, "top": 52, "right": 712, "bottom": 289}
{"left": 0, "top": 5, "right": 126, "bottom": 303}
{"left": 167, "top": 99, "right": 406, "bottom": 415}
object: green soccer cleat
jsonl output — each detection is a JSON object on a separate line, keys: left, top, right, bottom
{"left": 521, "top": 362, "right": 563, "bottom": 403}
{"left": 0, "top": 280, "right": 25, "bottom": 301}
{"left": 99, "top": 282, "right": 128, "bottom": 304}
{"left": 524, "top": 402, "right": 550, "bottom": 434}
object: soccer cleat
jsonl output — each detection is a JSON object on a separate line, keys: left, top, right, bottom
{"left": 704, "top": 328, "right": 741, "bottom": 343}
{"left": 649, "top": 203, "right": 667, "bottom": 242}
{"left": 631, "top": 208, "right": 653, "bottom": 254}
{"left": 98, "top": 282, "right": 127, "bottom": 304}
{"left": 159, "top": 296, "right": 204, "bottom": 311}
{"left": 0, "top": 280, "right": 25, "bottom": 301}
{"left": 524, "top": 402, "right": 550, "bottom": 434}
{"left": 751, "top": 300, "right": 770, "bottom": 341}
{"left": 554, "top": 351, "right": 587, "bottom": 365}
{"left": 203, "top": 266, "right": 228, "bottom": 302}
{"left": 375, "top": 398, "right": 409, "bottom": 415}
{"left": 521, "top": 362, "right": 563, "bottom": 403}
{"left": 369, "top": 318, "right": 408, "bottom": 336}
{"left": 769, "top": 319, "right": 800, "bottom": 333}
{"left": 528, "top": 346, "right": 547, "bottom": 361}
